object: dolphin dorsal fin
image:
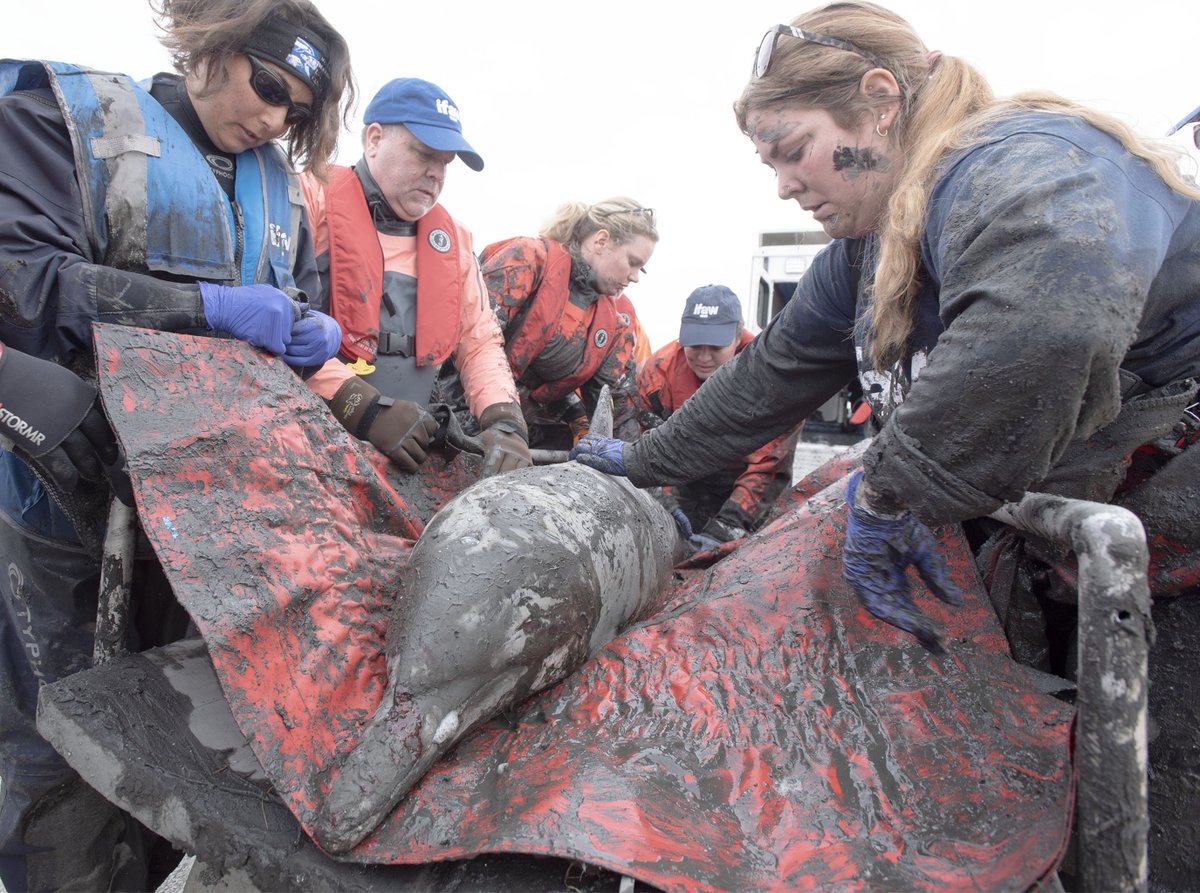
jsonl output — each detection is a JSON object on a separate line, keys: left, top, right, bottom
{"left": 591, "top": 385, "right": 614, "bottom": 438}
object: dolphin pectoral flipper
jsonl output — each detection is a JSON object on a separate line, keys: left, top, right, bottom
{"left": 313, "top": 666, "right": 528, "bottom": 854}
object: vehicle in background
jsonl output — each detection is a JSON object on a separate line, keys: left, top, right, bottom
{"left": 747, "top": 229, "right": 865, "bottom": 438}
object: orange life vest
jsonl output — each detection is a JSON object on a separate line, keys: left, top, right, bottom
{"left": 323, "top": 166, "right": 461, "bottom": 367}
{"left": 481, "top": 237, "right": 624, "bottom": 403}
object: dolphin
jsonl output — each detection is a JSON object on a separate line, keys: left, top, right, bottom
{"left": 313, "top": 389, "right": 684, "bottom": 854}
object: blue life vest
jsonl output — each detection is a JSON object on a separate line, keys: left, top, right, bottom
{"left": 0, "top": 59, "right": 306, "bottom": 540}
{"left": 0, "top": 58, "right": 304, "bottom": 287}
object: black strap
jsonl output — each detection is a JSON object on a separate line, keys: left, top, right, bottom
{"left": 376, "top": 331, "right": 415, "bottom": 357}
{"left": 355, "top": 394, "right": 388, "bottom": 439}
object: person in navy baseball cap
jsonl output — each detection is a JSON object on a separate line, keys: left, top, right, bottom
{"left": 678, "top": 284, "right": 743, "bottom": 349}
{"left": 363, "top": 77, "right": 484, "bottom": 171}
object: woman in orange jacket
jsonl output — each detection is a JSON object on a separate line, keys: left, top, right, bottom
{"left": 477, "top": 197, "right": 658, "bottom": 449}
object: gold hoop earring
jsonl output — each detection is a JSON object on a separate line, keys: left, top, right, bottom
{"left": 876, "top": 124, "right": 889, "bottom": 137}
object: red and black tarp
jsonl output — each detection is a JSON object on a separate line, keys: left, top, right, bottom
{"left": 94, "top": 324, "right": 1074, "bottom": 892}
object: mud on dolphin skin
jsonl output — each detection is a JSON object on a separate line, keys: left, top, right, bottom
{"left": 313, "top": 396, "right": 686, "bottom": 855}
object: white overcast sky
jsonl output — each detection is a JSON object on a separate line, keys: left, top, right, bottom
{"left": 6, "top": 1, "right": 1199, "bottom": 347}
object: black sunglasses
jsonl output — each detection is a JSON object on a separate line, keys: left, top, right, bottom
{"left": 247, "top": 54, "right": 312, "bottom": 126}
{"left": 754, "top": 24, "right": 887, "bottom": 79}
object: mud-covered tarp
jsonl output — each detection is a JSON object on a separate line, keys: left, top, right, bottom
{"left": 94, "top": 324, "right": 1074, "bottom": 892}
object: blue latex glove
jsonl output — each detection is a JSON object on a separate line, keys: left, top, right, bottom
{"left": 688, "top": 532, "right": 723, "bottom": 553}
{"left": 843, "top": 470, "right": 963, "bottom": 653}
{"left": 570, "top": 434, "right": 627, "bottom": 476}
{"left": 669, "top": 507, "right": 695, "bottom": 540}
{"left": 283, "top": 306, "right": 342, "bottom": 366}
{"left": 199, "top": 282, "right": 298, "bottom": 355}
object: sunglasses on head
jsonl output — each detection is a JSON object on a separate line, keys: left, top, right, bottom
{"left": 246, "top": 54, "right": 312, "bottom": 126}
{"left": 596, "top": 206, "right": 655, "bottom": 222}
{"left": 754, "top": 23, "right": 886, "bottom": 79}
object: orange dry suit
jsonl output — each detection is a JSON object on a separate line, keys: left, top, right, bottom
{"left": 299, "top": 163, "right": 515, "bottom": 415}
{"left": 637, "top": 332, "right": 802, "bottom": 541}
{"left": 479, "top": 236, "right": 641, "bottom": 447}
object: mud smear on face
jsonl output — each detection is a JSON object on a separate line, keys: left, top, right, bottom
{"left": 833, "top": 145, "right": 886, "bottom": 176}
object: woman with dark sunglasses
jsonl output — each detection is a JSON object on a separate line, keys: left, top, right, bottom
{"left": 0, "top": 1, "right": 353, "bottom": 888}
{"left": 574, "top": 4, "right": 1200, "bottom": 882}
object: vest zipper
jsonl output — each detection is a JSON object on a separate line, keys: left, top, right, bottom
{"left": 232, "top": 201, "right": 246, "bottom": 284}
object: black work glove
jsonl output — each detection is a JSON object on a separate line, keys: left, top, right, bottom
{"left": 477, "top": 402, "right": 532, "bottom": 478}
{"left": 702, "top": 509, "right": 750, "bottom": 544}
{"left": 560, "top": 399, "right": 591, "bottom": 446}
{"left": 0, "top": 345, "right": 133, "bottom": 505}
{"left": 329, "top": 377, "right": 438, "bottom": 473}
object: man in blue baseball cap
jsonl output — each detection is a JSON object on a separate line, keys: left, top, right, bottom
{"left": 362, "top": 77, "right": 484, "bottom": 171}
{"left": 298, "top": 79, "right": 531, "bottom": 480}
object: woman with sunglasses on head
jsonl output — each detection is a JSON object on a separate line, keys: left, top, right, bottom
{"left": 575, "top": 1, "right": 1200, "bottom": 836}
{"left": 442, "top": 197, "right": 659, "bottom": 450}
{"left": 0, "top": 1, "right": 352, "bottom": 888}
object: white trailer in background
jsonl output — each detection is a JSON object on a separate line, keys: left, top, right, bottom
{"left": 746, "top": 228, "right": 831, "bottom": 334}
{"left": 746, "top": 229, "right": 864, "bottom": 436}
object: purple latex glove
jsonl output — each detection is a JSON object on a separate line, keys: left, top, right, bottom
{"left": 199, "top": 282, "right": 297, "bottom": 355}
{"left": 570, "top": 434, "right": 627, "bottom": 476}
{"left": 843, "top": 469, "right": 963, "bottom": 653}
{"left": 283, "top": 306, "right": 342, "bottom": 366}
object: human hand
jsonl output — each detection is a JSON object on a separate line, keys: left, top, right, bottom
{"left": 842, "top": 470, "right": 962, "bottom": 653}
{"left": 199, "top": 282, "right": 298, "bottom": 355}
{"left": 568, "top": 414, "right": 591, "bottom": 446}
{"left": 283, "top": 307, "right": 342, "bottom": 366}
{"left": 0, "top": 345, "right": 133, "bottom": 504}
{"left": 570, "top": 435, "right": 627, "bottom": 476}
{"left": 688, "top": 532, "right": 723, "bottom": 553}
{"left": 477, "top": 402, "right": 532, "bottom": 478}
{"left": 366, "top": 398, "right": 438, "bottom": 473}
{"left": 669, "top": 507, "right": 694, "bottom": 539}
{"left": 701, "top": 514, "right": 748, "bottom": 543}
{"left": 329, "top": 378, "right": 438, "bottom": 473}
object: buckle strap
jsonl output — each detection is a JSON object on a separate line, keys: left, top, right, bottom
{"left": 376, "top": 331, "right": 415, "bottom": 357}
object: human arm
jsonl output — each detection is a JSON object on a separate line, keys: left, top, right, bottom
{"left": 451, "top": 241, "right": 521, "bottom": 417}
{"left": 478, "top": 236, "right": 546, "bottom": 336}
{"left": 0, "top": 91, "right": 323, "bottom": 360}
{"left": 450, "top": 232, "right": 530, "bottom": 476}
{"left": 635, "top": 349, "right": 671, "bottom": 423}
{"left": 863, "top": 120, "right": 1193, "bottom": 525}
{"left": 621, "top": 245, "right": 861, "bottom": 488}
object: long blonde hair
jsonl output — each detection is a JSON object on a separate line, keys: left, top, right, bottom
{"left": 735, "top": 1, "right": 1200, "bottom": 367}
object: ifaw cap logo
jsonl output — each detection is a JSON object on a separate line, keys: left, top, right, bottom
{"left": 428, "top": 229, "right": 452, "bottom": 253}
